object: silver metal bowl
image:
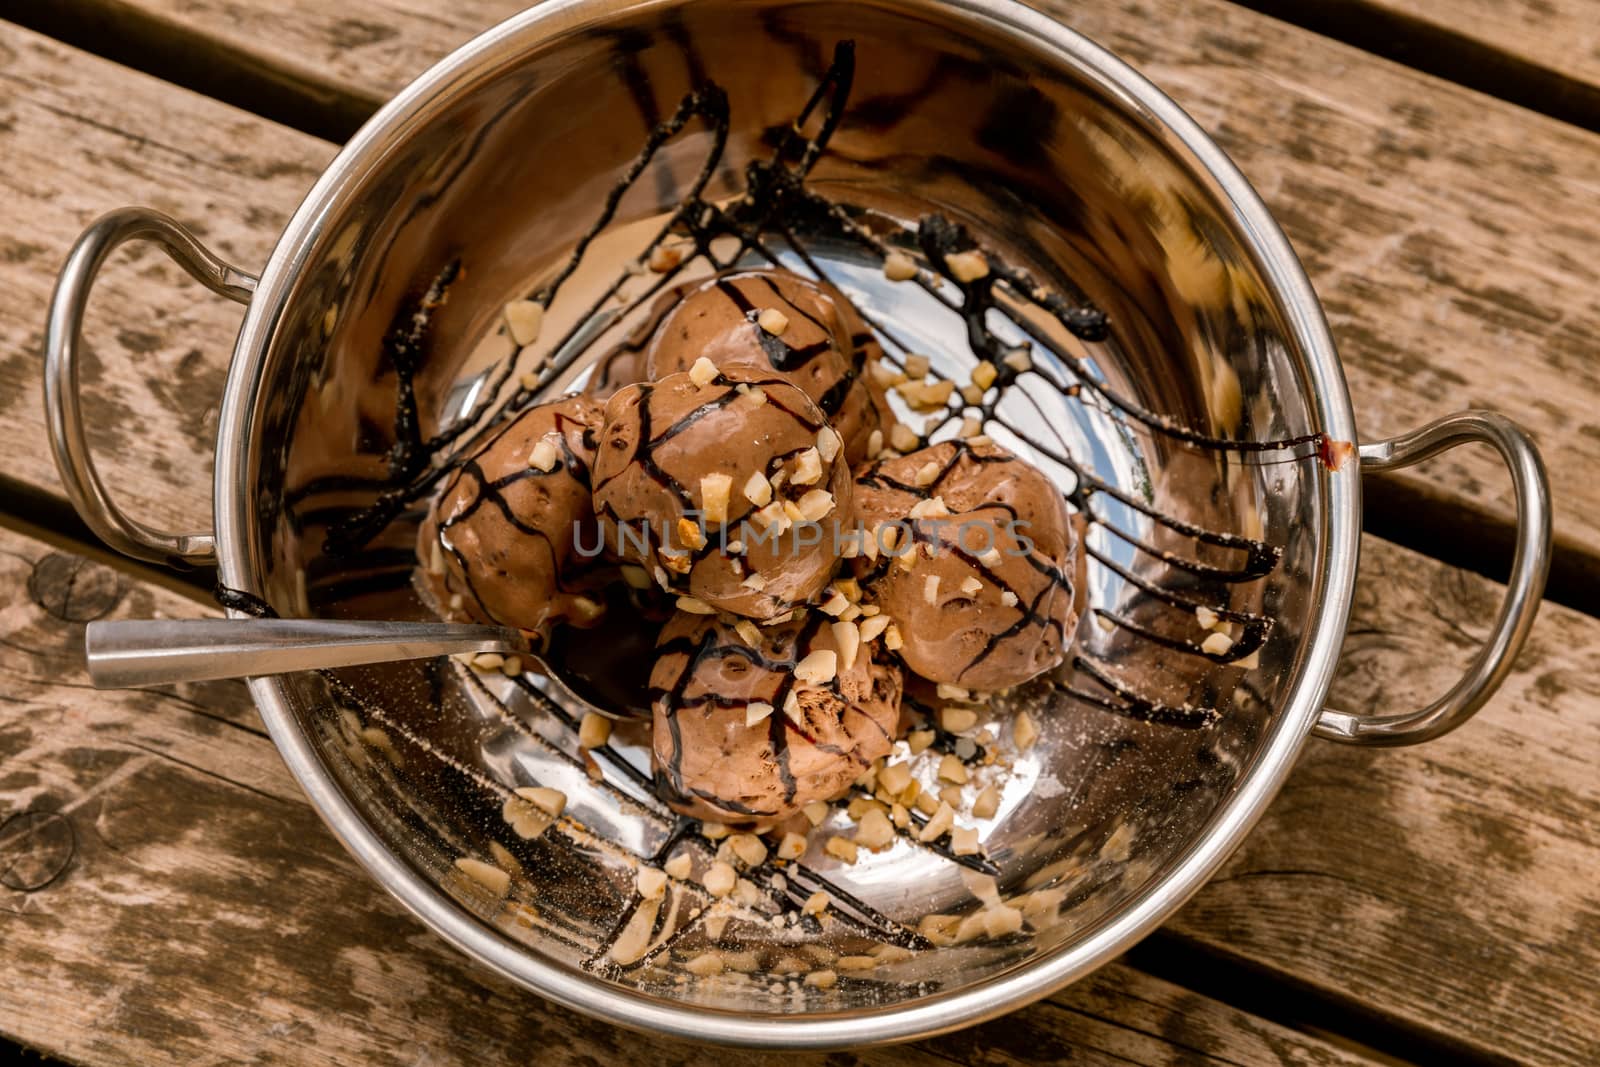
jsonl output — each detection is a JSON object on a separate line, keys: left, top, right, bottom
{"left": 44, "top": 0, "right": 1550, "bottom": 1049}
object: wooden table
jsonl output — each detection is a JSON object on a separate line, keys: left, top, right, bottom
{"left": 2, "top": 2, "right": 1596, "bottom": 1063}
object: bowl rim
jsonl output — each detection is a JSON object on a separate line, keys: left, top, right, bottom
{"left": 215, "top": 0, "right": 1361, "bottom": 1048}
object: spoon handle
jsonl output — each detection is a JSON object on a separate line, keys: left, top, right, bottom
{"left": 85, "top": 618, "right": 528, "bottom": 688}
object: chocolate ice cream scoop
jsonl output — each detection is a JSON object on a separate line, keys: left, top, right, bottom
{"left": 591, "top": 365, "right": 852, "bottom": 620}
{"left": 649, "top": 610, "right": 905, "bottom": 827}
{"left": 642, "top": 269, "right": 892, "bottom": 464}
{"left": 851, "top": 440, "right": 1079, "bottom": 691}
{"left": 418, "top": 394, "right": 609, "bottom": 633}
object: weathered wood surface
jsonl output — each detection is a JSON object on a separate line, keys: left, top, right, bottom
{"left": 0, "top": 526, "right": 1382, "bottom": 1067}
{"left": 0, "top": 25, "right": 334, "bottom": 540}
{"left": 21, "top": 0, "right": 1600, "bottom": 605}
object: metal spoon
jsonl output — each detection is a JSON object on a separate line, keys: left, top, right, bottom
{"left": 83, "top": 617, "right": 642, "bottom": 720}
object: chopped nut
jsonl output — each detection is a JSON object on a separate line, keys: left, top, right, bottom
{"left": 945, "top": 249, "right": 990, "bottom": 282}
{"left": 783, "top": 691, "right": 802, "bottom": 721}
{"left": 501, "top": 655, "right": 523, "bottom": 677}
{"left": 914, "top": 791, "right": 941, "bottom": 816}
{"left": 855, "top": 807, "right": 896, "bottom": 851}
{"left": 938, "top": 754, "right": 970, "bottom": 784}
{"left": 923, "top": 575, "right": 941, "bottom": 606}
{"left": 818, "top": 589, "right": 850, "bottom": 616}
{"left": 745, "top": 470, "right": 775, "bottom": 506}
{"left": 914, "top": 460, "right": 941, "bottom": 487}
{"left": 685, "top": 952, "right": 724, "bottom": 977}
{"left": 960, "top": 575, "right": 983, "bottom": 595}
{"left": 918, "top": 802, "right": 955, "bottom": 842}
{"left": 897, "top": 378, "right": 957, "bottom": 411}
{"left": 648, "top": 244, "right": 684, "bottom": 272}
{"left": 675, "top": 595, "right": 716, "bottom": 615}
{"left": 664, "top": 852, "right": 692, "bottom": 880}
{"left": 919, "top": 913, "right": 961, "bottom": 943}
{"left": 877, "top": 761, "right": 913, "bottom": 796}
{"left": 743, "top": 385, "right": 768, "bottom": 407}
{"left": 1000, "top": 590, "right": 1018, "bottom": 608}
{"left": 728, "top": 833, "right": 769, "bottom": 868}
{"left": 688, "top": 355, "right": 719, "bottom": 387}
{"left": 528, "top": 435, "right": 561, "bottom": 472}
{"left": 740, "top": 573, "right": 768, "bottom": 594}
{"left": 757, "top": 307, "right": 790, "bottom": 335}
{"left": 700, "top": 821, "right": 732, "bottom": 840}
{"left": 794, "top": 649, "right": 838, "bottom": 684}
{"left": 890, "top": 802, "right": 911, "bottom": 829}
{"left": 977, "top": 546, "right": 1002, "bottom": 567}
{"left": 777, "top": 832, "right": 808, "bottom": 861}
{"left": 950, "top": 825, "right": 980, "bottom": 856}
{"left": 676, "top": 516, "right": 706, "bottom": 550}
{"left": 637, "top": 866, "right": 668, "bottom": 900}
{"left": 472, "top": 652, "right": 505, "bottom": 671}
{"left": 832, "top": 620, "right": 861, "bottom": 672}
{"left": 941, "top": 706, "right": 978, "bottom": 733}
{"left": 514, "top": 786, "right": 567, "bottom": 817}
{"left": 802, "top": 801, "right": 830, "bottom": 826}
{"left": 504, "top": 300, "right": 544, "bottom": 346}
{"left": 971, "top": 360, "right": 998, "bottom": 390}
{"left": 1096, "top": 613, "right": 1116, "bottom": 632}
{"left": 1196, "top": 605, "right": 1220, "bottom": 630}
{"left": 904, "top": 353, "right": 931, "bottom": 380}
{"left": 816, "top": 426, "right": 843, "bottom": 463}
{"left": 455, "top": 857, "right": 510, "bottom": 896}
{"left": 796, "top": 489, "right": 835, "bottom": 521}
{"left": 700, "top": 473, "right": 733, "bottom": 525}
{"left": 960, "top": 383, "right": 985, "bottom": 406}
{"left": 1013, "top": 710, "right": 1039, "bottom": 751}
{"left": 1237, "top": 649, "right": 1262, "bottom": 670}
{"left": 804, "top": 969, "right": 838, "bottom": 989}
{"left": 870, "top": 360, "right": 906, "bottom": 388}
{"left": 959, "top": 416, "right": 983, "bottom": 439}
{"left": 661, "top": 550, "right": 692, "bottom": 574}
{"left": 847, "top": 795, "right": 882, "bottom": 821}
{"left": 837, "top": 955, "right": 878, "bottom": 971}
{"left": 702, "top": 860, "right": 737, "bottom": 897}
{"left": 824, "top": 835, "right": 859, "bottom": 864}
{"left": 858, "top": 615, "right": 891, "bottom": 643}
{"left": 579, "top": 712, "right": 612, "bottom": 749}
{"left": 909, "top": 495, "right": 950, "bottom": 519}
{"left": 973, "top": 785, "right": 1001, "bottom": 819}
{"left": 884, "top": 624, "right": 904, "bottom": 651}
{"left": 883, "top": 250, "right": 918, "bottom": 281}
{"left": 1003, "top": 347, "right": 1033, "bottom": 372}
{"left": 792, "top": 447, "right": 823, "bottom": 486}
{"left": 866, "top": 428, "right": 885, "bottom": 457}
{"left": 734, "top": 619, "right": 763, "bottom": 647}
{"left": 1202, "top": 631, "right": 1234, "bottom": 655}
{"left": 745, "top": 701, "right": 774, "bottom": 726}
{"left": 889, "top": 422, "right": 920, "bottom": 453}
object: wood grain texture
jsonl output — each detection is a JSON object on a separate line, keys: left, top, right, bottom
{"left": 0, "top": 24, "right": 333, "bottom": 541}
{"left": 0, "top": 527, "right": 1380, "bottom": 1067}
{"left": 14, "top": 0, "right": 1600, "bottom": 603}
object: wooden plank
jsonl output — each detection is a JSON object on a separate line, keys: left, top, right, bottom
{"left": 10, "top": 0, "right": 1600, "bottom": 608}
{"left": 0, "top": 526, "right": 1380, "bottom": 1067}
{"left": 0, "top": 24, "right": 334, "bottom": 542}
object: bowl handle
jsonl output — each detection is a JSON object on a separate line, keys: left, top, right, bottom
{"left": 1316, "top": 412, "right": 1552, "bottom": 745}
{"left": 44, "top": 208, "right": 258, "bottom": 568}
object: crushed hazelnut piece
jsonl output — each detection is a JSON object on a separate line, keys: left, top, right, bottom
{"left": 816, "top": 426, "right": 842, "bottom": 463}
{"left": 904, "top": 353, "right": 931, "bottom": 380}
{"left": 914, "top": 791, "right": 941, "bottom": 816}
{"left": 959, "top": 416, "right": 983, "bottom": 438}
{"left": 648, "top": 244, "right": 683, "bottom": 272}
{"left": 501, "top": 655, "right": 523, "bottom": 677}
{"left": 883, "top": 250, "right": 918, "bottom": 280}
{"left": 950, "top": 825, "right": 980, "bottom": 856}
{"left": 728, "top": 833, "right": 768, "bottom": 868}
{"left": 794, "top": 649, "right": 838, "bottom": 684}
{"left": 802, "top": 801, "right": 830, "bottom": 826}
{"left": 960, "top": 575, "right": 983, "bottom": 595}
{"left": 889, "top": 423, "right": 921, "bottom": 452}
{"left": 578, "top": 712, "right": 611, "bottom": 749}
{"left": 700, "top": 473, "right": 732, "bottom": 524}
{"left": 984, "top": 905, "right": 1024, "bottom": 937}
{"left": 923, "top": 575, "right": 941, "bottom": 606}
{"left": 837, "top": 955, "right": 877, "bottom": 971}
{"left": 1196, "top": 605, "right": 1220, "bottom": 630}
{"left": 855, "top": 807, "right": 896, "bottom": 851}
{"left": 824, "top": 836, "right": 859, "bottom": 864}
{"left": 528, "top": 435, "right": 561, "bottom": 473}
{"left": 1003, "top": 348, "right": 1033, "bottom": 372}
{"left": 858, "top": 615, "right": 891, "bottom": 643}
{"left": 1013, "top": 710, "right": 1039, "bottom": 751}
{"left": 938, "top": 754, "right": 970, "bottom": 784}
{"left": 688, "top": 356, "right": 719, "bottom": 387}
{"left": 777, "top": 832, "right": 808, "bottom": 861}
{"left": 745, "top": 701, "right": 774, "bottom": 726}
{"left": 514, "top": 786, "right": 567, "bottom": 818}
{"left": 677, "top": 516, "right": 707, "bottom": 550}
{"left": 675, "top": 595, "right": 716, "bottom": 615}
{"left": 700, "top": 821, "right": 732, "bottom": 840}
{"left": 918, "top": 802, "right": 955, "bottom": 842}
{"left": 973, "top": 785, "right": 1001, "bottom": 819}
{"left": 971, "top": 360, "right": 998, "bottom": 390}
{"left": 702, "top": 861, "right": 737, "bottom": 898}
{"left": 1202, "top": 631, "right": 1234, "bottom": 655}
{"left": 804, "top": 969, "right": 838, "bottom": 989}
{"left": 941, "top": 707, "right": 978, "bottom": 733}
{"left": 637, "top": 866, "right": 668, "bottom": 900}
{"left": 960, "top": 383, "right": 985, "bottom": 406}
{"left": 832, "top": 620, "right": 861, "bottom": 672}
{"left": 1000, "top": 590, "right": 1018, "bottom": 608}
{"left": 818, "top": 589, "right": 850, "bottom": 616}
{"left": 792, "top": 447, "right": 823, "bottom": 486}
{"left": 945, "top": 249, "right": 990, "bottom": 282}
{"left": 504, "top": 300, "right": 544, "bottom": 346}
{"left": 878, "top": 761, "right": 912, "bottom": 796}
{"left": 866, "top": 428, "right": 885, "bottom": 457}
{"left": 909, "top": 495, "right": 950, "bottom": 519}
{"left": 796, "top": 489, "right": 835, "bottom": 521}
{"left": 472, "top": 653, "right": 504, "bottom": 671}
{"left": 884, "top": 624, "right": 904, "bottom": 651}
{"left": 664, "top": 853, "right": 692, "bottom": 880}
{"left": 757, "top": 307, "right": 790, "bottom": 335}
{"left": 455, "top": 857, "right": 510, "bottom": 896}
{"left": 685, "top": 952, "right": 724, "bottom": 977}
{"left": 914, "top": 460, "right": 941, "bottom": 487}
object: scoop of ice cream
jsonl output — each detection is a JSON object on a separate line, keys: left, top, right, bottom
{"left": 417, "top": 394, "right": 609, "bottom": 633}
{"left": 851, "top": 440, "right": 1078, "bottom": 691}
{"left": 649, "top": 610, "right": 905, "bottom": 826}
{"left": 642, "top": 269, "right": 892, "bottom": 464}
{"left": 591, "top": 365, "right": 852, "bottom": 620}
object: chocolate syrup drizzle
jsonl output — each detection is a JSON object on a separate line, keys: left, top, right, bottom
{"left": 247, "top": 39, "right": 1349, "bottom": 972}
